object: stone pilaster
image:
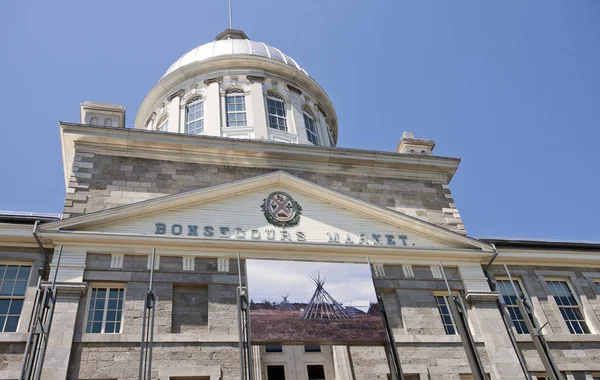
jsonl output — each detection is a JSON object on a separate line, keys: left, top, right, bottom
{"left": 332, "top": 346, "right": 353, "bottom": 380}
{"left": 249, "top": 81, "right": 268, "bottom": 139}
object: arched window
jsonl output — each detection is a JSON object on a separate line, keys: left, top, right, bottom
{"left": 90, "top": 117, "right": 98, "bottom": 125}
{"left": 104, "top": 118, "right": 112, "bottom": 127}
{"left": 185, "top": 97, "right": 204, "bottom": 135}
{"left": 156, "top": 116, "right": 169, "bottom": 132}
{"left": 266, "top": 93, "right": 287, "bottom": 131}
{"left": 225, "top": 89, "right": 246, "bottom": 127}
{"left": 303, "top": 112, "right": 319, "bottom": 145}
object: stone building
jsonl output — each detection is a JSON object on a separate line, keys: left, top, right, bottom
{"left": 0, "top": 29, "right": 599, "bottom": 380}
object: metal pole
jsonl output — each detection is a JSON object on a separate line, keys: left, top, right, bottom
{"left": 228, "top": 0, "right": 233, "bottom": 29}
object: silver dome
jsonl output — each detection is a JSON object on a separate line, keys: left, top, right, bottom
{"left": 163, "top": 33, "right": 308, "bottom": 78}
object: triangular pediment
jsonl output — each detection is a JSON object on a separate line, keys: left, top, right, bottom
{"left": 42, "top": 172, "right": 491, "bottom": 252}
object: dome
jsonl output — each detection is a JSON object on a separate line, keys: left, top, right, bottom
{"left": 163, "top": 29, "right": 308, "bottom": 79}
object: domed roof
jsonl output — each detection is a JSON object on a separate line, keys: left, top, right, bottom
{"left": 163, "top": 29, "right": 308, "bottom": 78}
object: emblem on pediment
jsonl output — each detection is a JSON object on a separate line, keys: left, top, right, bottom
{"left": 261, "top": 191, "right": 302, "bottom": 228}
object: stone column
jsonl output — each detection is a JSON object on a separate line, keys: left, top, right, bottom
{"left": 458, "top": 263, "right": 527, "bottom": 380}
{"left": 290, "top": 98, "right": 308, "bottom": 144}
{"left": 247, "top": 77, "right": 268, "bottom": 140}
{"left": 166, "top": 90, "right": 183, "bottom": 133}
{"left": 203, "top": 77, "right": 222, "bottom": 137}
{"left": 40, "top": 283, "right": 86, "bottom": 380}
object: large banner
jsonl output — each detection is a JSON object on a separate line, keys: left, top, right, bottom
{"left": 246, "top": 259, "right": 386, "bottom": 344}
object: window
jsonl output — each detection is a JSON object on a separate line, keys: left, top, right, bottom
{"left": 90, "top": 116, "right": 98, "bottom": 125}
{"left": 496, "top": 279, "right": 529, "bottom": 334}
{"left": 225, "top": 89, "right": 247, "bottom": 127}
{"left": 185, "top": 97, "right": 204, "bottom": 135}
{"left": 304, "top": 345, "right": 321, "bottom": 352}
{"left": 266, "top": 365, "right": 285, "bottom": 380}
{"left": 157, "top": 117, "right": 169, "bottom": 132}
{"left": 86, "top": 287, "right": 124, "bottom": 334}
{"left": 265, "top": 345, "right": 283, "bottom": 352}
{"left": 435, "top": 295, "right": 457, "bottom": 335}
{"left": 104, "top": 118, "right": 112, "bottom": 126}
{"left": 546, "top": 280, "right": 590, "bottom": 334}
{"left": 0, "top": 265, "right": 30, "bottom": 332}
{"left": 303, "top": 112, "right": 319, "bottom": 145}
{"left": 307, "top": 365, "right": 326, "bottom": 380}
{"left": 266, "top": 93, "right": 287, "bottom": 131}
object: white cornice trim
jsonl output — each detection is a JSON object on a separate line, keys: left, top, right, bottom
{"left": 42, "top": 170, "right": 488, "bottom": 252}
{"left": 59, "top": 123, "right": 461, "bottom": 188}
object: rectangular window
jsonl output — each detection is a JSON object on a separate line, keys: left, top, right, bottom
{"left": 303, "top": 113, "right": 319, "bottom": 145}
{"left": 496, "top": 279, "right": 529, "bottom": 334}
{"left": 86, "top": 287, "right": 124, "bottom": 334}
{"left": 435, "top": 295, "right": 457, "bottom": 335}
{"left": 266, "top": 365, "right": 286, "bottom": 380}
{"left": 0, "top": 264, "right": 31, "bottom": 332}
{"left": 265, "top": 345, "right": 283, "bottom": 352}
{"left": 225, "top": 93, "right": 247, "bottom": 127}
{"left": 307, "top": 365, "right": 326, "bottom": 380}
{"left": 546, "top": 280, "right": 590, "bottom": 334}
{"left": 304, "top": 345, "right": 321, "bottom": 352}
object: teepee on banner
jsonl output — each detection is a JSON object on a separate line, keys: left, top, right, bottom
{"left": 246, "top": 259, "right": 386, "bottom": 344}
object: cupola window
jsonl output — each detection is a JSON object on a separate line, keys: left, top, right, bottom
{"left": 104, "top": 118, "right": 112, "bottom": 127}
{"left": 303, "top": 112, "right": 319, "bottom": 145}
{"left": 90, "top": 117, "right": 99, "bottom": 125}
{"left": 266, "top": 93, "right": 287, "bottom": 132}
{"left": 185, "top": 96, "right": 204, "bottom": 135}
{"left": 156, "top": 116, "right": 169, "bottom": 132}
{"left": 225, "top": 89, "right": 247, "bottom": 127}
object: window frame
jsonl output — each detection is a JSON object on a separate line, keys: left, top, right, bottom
{"left": 495, "top": 277, "right": 530, "bottom": 334}
{"left": 433, "top": 292, "right": 458, "bottom": 335}
{"left": 306, "top": 363, "right": 326, "bottom": 380}
{"left": 184, "top": 96, "right": 205, "bottom": 135}
{"left": 302, "top": 111, "right": 319, "bottom": 145}
{"left": 225, "top": 89, "right": 247, "bottom": 127}
{"left": 84, "top": 283, "right": 126, "bottom": 334}
{"left": 265, "top": 345, "right": 284, "bottom": 353}
{"left": 545, "top": 278, "right": 590, "bottom": 335}
{"left": 0, "top": 263, "right": 32, "bottom": 333}
{"left": 265, "top": 364, "right": 287, "bottom": 380}
{"left": 266, "top": 92, "right": 287, "bottom": 132}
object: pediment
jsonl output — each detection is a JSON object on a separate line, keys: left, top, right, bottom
{"left": 42, "top": 172, "right": 491, "bottom": 252}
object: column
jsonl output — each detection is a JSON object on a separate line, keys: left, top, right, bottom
{"left": 458, "top": 263, "right": 527, "bottom": 380}
{"left": 248, "top": 77, "right": 268, "bottom": 140}
{"left": 204, "top": 78, "right": 222, "bottom": 137}
{"left": 166, "top": 90, "right": 183, "bottom": 133}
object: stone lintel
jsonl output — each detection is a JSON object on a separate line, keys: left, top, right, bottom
{"left": 464, "top": 292, "right": 499, "bottom": 301}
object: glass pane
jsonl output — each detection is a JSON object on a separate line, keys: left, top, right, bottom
{"left": 106, "top": 311, "right": 116, "bottom": 322}
{"left": 96, "top": 289, "right": 106, "bottom": 298}
{"left": 4, "top": 266, "right": 18, "bottom": 280}
{"left": 94, "top": 298, "right": 105, "bottom": 310}
{"left": 105, "top": 322, "right": 115, "bottom": 333}
{"left": 9, "top": 299, "right": 23, "bottom": 314}
{"left": 307, "top": 364, "right": 326, "bottom": 380}
{"left": 94, "top": 310, "right": 104, "bottom": 321}
{"left": 0, "top": 316, "right": 5, "bottom": 331}
{"left": 4, "top": 316, "right": 19, "bottom": 332}
{"left": 0, "top": 300, "right": 10, "bottom": 314}
{"left": 17, "top": 266, "right": 31, "bottom": 281}
{"left": 109, "top": 289, "right": 119, "bottom": 298}
{"left": 115, "top": 322, "right": 121, "bottom": 333}
{"left": 13, "top": 281, "right": 27, "bottom": 297}
{"left": 108, "top": 299, "right": 117, "bottom": 309}
{"left": 266, "top": 365, "right": 286, "bottom": 380}
{"left": 86, "top": 321, "right": 92, "bottom": 333}
{"left": 91, "top": 322, "right": 102, "bottom": 333}
{"left": 0, "top": 265, "right": 5, "bottom": 279}
{"left": 0, "top": 281, "right": 15, "bottom": 296}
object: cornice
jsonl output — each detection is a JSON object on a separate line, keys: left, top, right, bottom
{"left": 59, "top": 123, "right": 461, "bottom": 188}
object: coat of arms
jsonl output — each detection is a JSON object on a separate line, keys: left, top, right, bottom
{"left": 261, "top": 191, "right": 302, "bottom": 228}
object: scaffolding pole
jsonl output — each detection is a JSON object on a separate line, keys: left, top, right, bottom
{"left": 138, "top": 248, "right": 157, "bottom": 380}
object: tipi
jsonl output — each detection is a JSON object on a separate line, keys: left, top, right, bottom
{"left": 276, "top": 294, "right": 298, "bottom": 311}
{"left": 300, "top": 274, "right": 352, "bottom": 320}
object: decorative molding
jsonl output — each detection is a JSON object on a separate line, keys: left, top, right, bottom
{"left": 315, "top": 104, "right": 327, "bottom": 118}
{"left": 246, "top": 75, "right": 265, "bottom": 84}
{"left": 167, "top": 89, "right": 184, "bottom": 102}
{"left": 285, "top": 84, "right": 302, "bottom": 95}
{"left": 218, "top": 258, "right": 229, "bottom": 272}
{"left": 147, "top": 254, "right": 160, "bottom": 270}
{"left": 402, "top": 264, "right": 414, "bottom": 278}
{"left": 372, "top": 263, "right": 385, "bottom": 277}
{"left": 203, "top": 76, "right": 223, "bottom": 85}
{"left": 183, "top": 256, "right": 195, "bottom": 271}
{"left": 110, "top": 253, "right": 124, "bottom": 269}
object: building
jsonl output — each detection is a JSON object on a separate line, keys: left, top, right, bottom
{"left": 0, "top": 29, "right": 599, "bottom": 380}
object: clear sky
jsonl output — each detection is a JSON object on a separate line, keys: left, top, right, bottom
{"left": 1, "top": 1, "right": 599, "bottom": 241}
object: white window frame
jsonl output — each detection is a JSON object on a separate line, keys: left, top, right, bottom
{"left": 0, "top": 263, "right": 32, "bottom": 333}
{"left": 433, "top": 292, "right": 458, "bottom": 335}
{"left": 225, "top": 89, "right": 247, "bottom": 127}
{"left": 266, "top": 92, "right": 287, "bottom": 132}
{"left": 303, "top": 112, "right": 319, "bottom": 145}
{"left": 545, "top": 278, "right": 590, "bottom": 334}
{"left": 84, "top": 283, "right": 126, "bottom": 334}
{"left": 495, "top": 277, "right": 529, "bottom": 334}
{"left": 184, "top": 96, "right": 204, "bottom": 135}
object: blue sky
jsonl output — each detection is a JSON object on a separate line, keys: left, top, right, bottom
{"left": 1, "top": 1, "right": 599, "bottom": 241}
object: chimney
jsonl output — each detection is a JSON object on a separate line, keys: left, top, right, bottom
{"left": 396, "top": 132, "right": 435, "bottom": 156}
{"left": 80, "top": 101, "right": 126, "bottom": 128}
